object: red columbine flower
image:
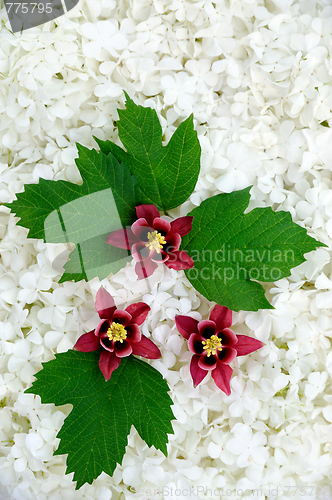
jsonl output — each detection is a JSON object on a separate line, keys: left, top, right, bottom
{"left": 175, "top": 305, "right": 264, "bottom": 395}
{"left": 74, "top": 288, "right": 161, "bottom": 381}
{"left": 106, "top": 204, "right": 194, "bottom": 280}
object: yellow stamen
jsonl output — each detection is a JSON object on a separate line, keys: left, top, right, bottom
{"left": 202, "top": 335, "right": 223, "bottom": 357}
{"left": 145, "top": 230, "right": 166, "bottom": 253}
{"left": 107, "top": 322, "right": 127, "bottom": 343}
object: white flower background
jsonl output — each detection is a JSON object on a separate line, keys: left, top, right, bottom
{"left": 1, "top": 0, "right": 332, "bottom": 498}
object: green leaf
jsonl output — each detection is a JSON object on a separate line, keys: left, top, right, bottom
{"left": 25, "top": 350, "right": 174, "bottom": 489}
{"left": 4, "top": 145, "right": 144, "bottom": 282}
{"left": 95, "top": 92, "right": 201, "bottom": 211}
{"left": 182, "top": 187, "right": 327, "bottom": 312}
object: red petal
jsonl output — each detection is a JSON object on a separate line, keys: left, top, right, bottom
{"left": 165, "top": 233, "right": 181, "bottom": 252}
{"left": 95, "top": 319, "right": 110, "bottom": 338}
{"left": 135, "top": 259, "right": 158, "bottom": 280}
{"left": 165, "top": 250, "right": 194, "bottom": 270}
{"left": 106, "top": 229, "right": 137, "bottom": 249}
{"left": 95, "top": 288, "right": 116, "bottom": 320}
{"left": 190, "top": 355, "right": 208, "bottom": 387}
{"left": 152, "top": 217, "right": 171, "bottom": 235}
{"left": 188, "top": 333, "right": 204, "bottom": 354}
{"left": 136, "top": 205, "right": 160, "bottom": 226}
{"left": 198, "top": 353, "right": 218, "bottom": 370}
{"left": 150, "top": 249, "right": 169, "bottom": 263}
{"left": 169, "top": 216, "right": 194, "bottom": 237}
{"left": 112, "top": 309, "right": 132, "bottom": 326}
{"left": 132, "top": 242, "right": 150, "bottom": 262}
{"left": 131, "top": 335, "right": 161, "bottom": 359}
{"left": 211, "top": 362, "right": 233, "bottom": 395}
{"left": 198, "top": 320, "right": 216, "bottom": 338}
{"left": 209, "top": 305, "right": 232, "bottom": 330}
{"left": 125, "top": 323, "right": 142, "bottom": 342}
{"left": 175, "top": 315, "right": 199, "bottom": 339}
{"left": 99, "top": 351, "right": 121, "bottom": 381}
{"left": 131, "top": 219, "right": 151, "bottom": 241}
{"left": 114, "top": 340, "right": 132, "bottom": 357}
{"left": 235, "top": 335, "right": 264, "bottom": 356}
{"left": 74, "top": 330, "right": 100, "bottom": 352}
{"left": 100, "top": 336, "right": 114, "bottom": 352}
{"left": 218, "top": 328, "right": 238, "bottom": 347}
{"left": 125, "top": 302, "right": 150, "bottom": 326}
{"left": 218, "top": 347, "right": 237, "bottom": 364}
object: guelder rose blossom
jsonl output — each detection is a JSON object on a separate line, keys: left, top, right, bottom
{"left": 106, "top": 204, "right": 194, "bottom": 279}
{"left": 175, "top": 305, "right": 263, "bottom": 395}
{"left": 74, "top": 288, "right": 161, "bottom": 381}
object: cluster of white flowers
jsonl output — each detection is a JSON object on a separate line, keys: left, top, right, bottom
{"left": 1, "top": 0, "right": 332, "bottom": 498}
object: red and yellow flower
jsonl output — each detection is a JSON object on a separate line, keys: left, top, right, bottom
{"left": 74, "top": 288, "right": 161, "bottom": 381}
{"left": 106, "top": 204, "right": 194, "bottom": 279}
{"left": 175, "top": 305, "right": 264, "bottom": 395}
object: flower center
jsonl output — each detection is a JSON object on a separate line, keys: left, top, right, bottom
{"left": 202, "top": 335, "right": 223, "bottom": 357}
{"left": 145, "top": 230, "right": 166, "bottom": 253}
{"left": 107, "top": 322, "right": 127, "bottom": 343}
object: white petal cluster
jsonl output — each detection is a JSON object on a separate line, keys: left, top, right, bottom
{"left": 1, "top": 0, "right": 332, "bottom": 497}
